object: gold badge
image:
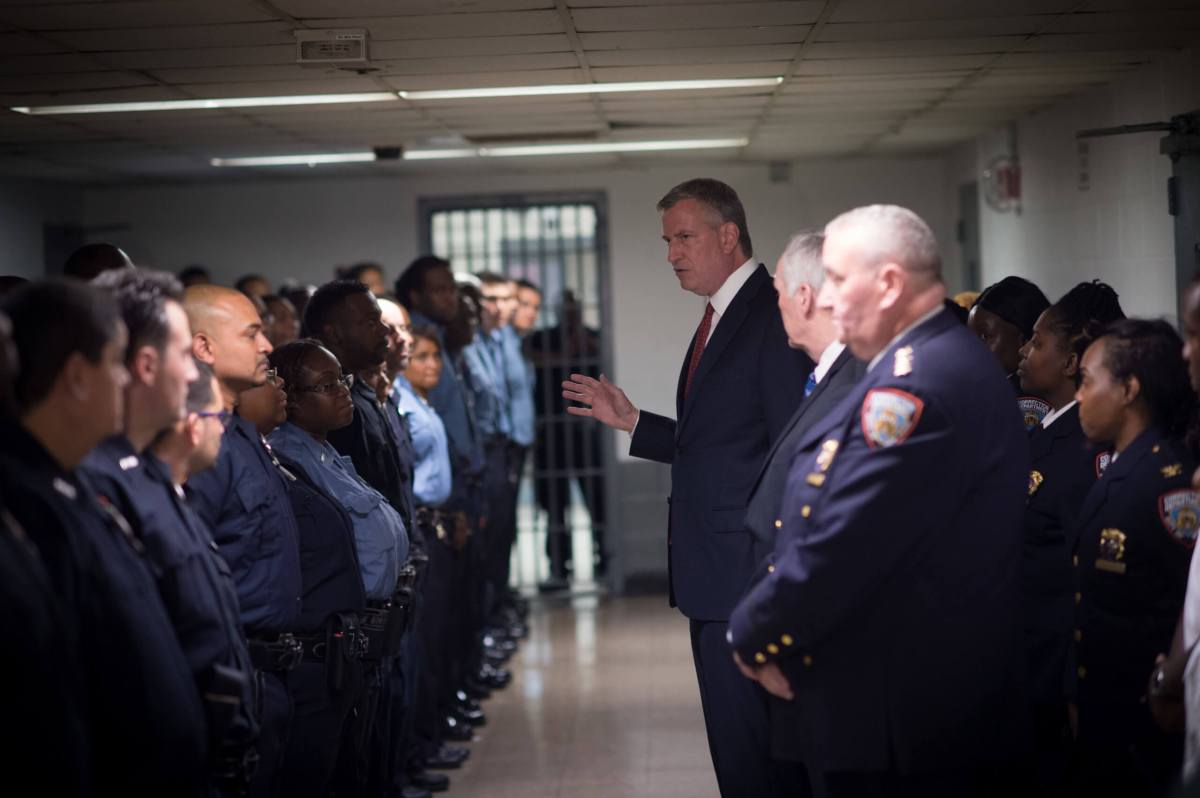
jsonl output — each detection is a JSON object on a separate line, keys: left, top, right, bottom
{"left": 805, "top": 473, "right": 826, "bottom": 487}
{"left": 1028, "top": 470, "right": 1044, "bottom": 497}
{"left": 1096, "top": 528, "right": 1127, "bottom": 574}
{"left": 1162, "top": 463, "right": 1183, "bottom": 478}
{"left": 816, "top": 439, "right": 839, "bottom": 473}
{"left": 893, "top": 346, "right": 913, "bottom": 377}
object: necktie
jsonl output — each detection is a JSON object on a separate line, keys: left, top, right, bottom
{"left": 684, "top": 303, "right": 715, "bottom": 400}
{"left": 804, "top": 372, "right": 817, "bottom": 398}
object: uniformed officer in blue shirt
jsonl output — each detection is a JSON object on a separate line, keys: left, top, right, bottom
{"left": 1071, "top": 319, "right": 1197, "bottom": 798}
{"left": 183, "top": 284, "right": 304, "bottom": 798}
{"left": 1, "top": 280, "right": 208, "bottom": 798}
{"left": 729, "top": 205, "right": 1031, "bottom": 797}
{"left": 81, "top": 268, "right": 258, "bottom": 794}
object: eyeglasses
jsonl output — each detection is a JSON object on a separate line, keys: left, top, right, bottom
{"left": 292, "top": 374, "right": 354, "bottom": 395}
{"left": 196, "top": 409, "right": 233, "bottom": 428}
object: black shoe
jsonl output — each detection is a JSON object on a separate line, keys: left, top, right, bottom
{"left": 410, "top": 770, "right": 450, "bottom": 792}
{"left": 476, "top": 664, "right": 511, "bottom": 689}
{"left": 462, "top": 678, "right": 491, "bottom": 700}
{"left": 426, "top": 745, "right": 470, "bottom": 770}
{"left": 454, "top": 690, "right": 481, "bottom": 712}
{"left": 449, "top": 705, "right": 486, "bottom": 728}
{"left": 400, "top": 787, "right": 431, "bottom": 798}
{"left": 441, "top": 714, "right": 474, "bottom": 742}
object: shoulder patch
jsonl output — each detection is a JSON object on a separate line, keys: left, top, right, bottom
{"left": 1018, "top": 396, "right": 1051, "bottom": 431}
{"left": 1159, "top": 489, "right": 1200, "bottom": 547}
{"left": 1095, "top": 451, "right": 1112, "bottom": 478}
{"left": 861, "top": 388, "right": 924, "bottom": 449}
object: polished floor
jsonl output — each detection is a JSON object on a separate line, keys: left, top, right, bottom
{"left": 444, "top": 594, "right": 720, "bottom": 798}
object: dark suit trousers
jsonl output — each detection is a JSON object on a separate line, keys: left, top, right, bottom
{"left": 689, "top": 619, "right": 808, "bottom": 797}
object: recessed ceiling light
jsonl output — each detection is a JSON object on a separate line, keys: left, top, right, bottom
{"left": 210, "top": 138, "right": 750, "bottom": 167}
{"left": 12, "top": 92, "right": 398, "bottom": 115}
{"left": 398, "top": 77, "right": 782, "bottom": 101}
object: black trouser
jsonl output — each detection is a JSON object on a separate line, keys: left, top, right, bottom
{"left": 534, "top": 426, "right": 606, "bottom": 578}
{"left": 414, "top": 525, "right": 454, "bottom": 760}
{"left": 482, "top": 440, "right": 515, "bottom": 618}
{"left": 332, "top": 659, "right": 383, "bottom": 796}
{"left": 280, "top": 661, "right": 361, "bottom": 798}
{"left": 248, "top": 670, "right": 292, "bottom": 798}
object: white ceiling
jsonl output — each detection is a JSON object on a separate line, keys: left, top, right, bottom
{"left": 0, "top": 0, "right": 1197, "bottom": 182}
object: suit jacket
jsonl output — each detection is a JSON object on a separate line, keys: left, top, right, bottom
{"left": 630, "top": 264, "right": 811, "bottom": 621}
{"left": 745, "top": 347, "right": 866, "bottom": 568}
{"left": 1022, "top": 404, "right": 1101, "bottom": 705}
{"left": 730, "top": 308, "right": 1031, "bottom": 774}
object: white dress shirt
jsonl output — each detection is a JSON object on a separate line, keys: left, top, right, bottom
{"left": 702, "top": 258, "right": 758, "bottom": 346}
{"left": 1040, "top": 400, "right": 1077, "bottom": 430}
{"left": 867, "top": 304, "right": 946, "bottom": 372}
{"left": 812, "top": 341, "right": 846, "bottom": 385}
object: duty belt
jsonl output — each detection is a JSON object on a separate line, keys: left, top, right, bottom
{"left": 293, "top": 628, "right": 368, "bottom": 663}
{"left": 415, "top": 505, "right": 447, "bottom": 541}
{"left": 247, "top": 633, "right": 303, "bottom": 672}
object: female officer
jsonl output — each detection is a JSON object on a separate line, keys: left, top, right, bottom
{"left": 969, "top": 275, "right": 1052, "bottom": 429}
{"left": 1072, "top": 318, "right": 1199, "bottom": 797}
{"left": 1015, "top": 281, "right": 1124, "bottom": 793}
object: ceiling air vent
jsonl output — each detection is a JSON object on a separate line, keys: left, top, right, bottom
{"left": 295, "top": 29, "right": 369, "bottom": 69}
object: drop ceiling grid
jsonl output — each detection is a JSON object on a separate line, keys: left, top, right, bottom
{"left": 0, "top": 0, "right": 1192, "bottom": 180}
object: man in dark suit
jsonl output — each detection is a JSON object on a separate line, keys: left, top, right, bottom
{"left": 730, "top": 205, "right": 1030, "bottom": 797}
{"left": 742, "top": 232, "right": 866, "bottom": 791}
{"left": 563, "top": 178, "right": 811, "bottom": 796}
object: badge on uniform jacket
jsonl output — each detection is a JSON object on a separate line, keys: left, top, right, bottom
{"left": 1159, "top": 489, "right": 1200, "bottom": 547}
{"left": 1028, "top": 470, "right": 1044, "bottom": 497}
{"left": 1017, "top": 396, "right": 1051, "bottom": 431}
{"left": 1096, "top": 528, "right": 1127, "bottom": 574}
{"left": 861, "top": 388, "right": 924, "bottom": 449}
{"left": 1095, "top": 451, "right": 1112, "bottom": 478}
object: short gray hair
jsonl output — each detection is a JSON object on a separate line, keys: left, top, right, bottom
{"left": 776, "top": 231, "right": 825, "bottom": 296}
{"left": 824, "top": 204, "right": 941, "bottom": 281}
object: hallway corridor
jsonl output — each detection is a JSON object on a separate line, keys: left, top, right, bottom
{"left": 446, "top": 595, "right": 720, "bottom": 798}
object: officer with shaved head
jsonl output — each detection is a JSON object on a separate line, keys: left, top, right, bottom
{"left": 183, "top": 284, "right": 304, "bottom": 798}
{"left": 729, "top": 205, "right": 1031, "bottom": 797}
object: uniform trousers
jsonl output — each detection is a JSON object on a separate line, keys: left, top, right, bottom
{"left": 249, "top": 670, "right": 292, "bottom": 798}
{"left": 279, "top": 661, "right": 360, "bottom": 797}
{"left": 414, "top": 531, "right": 454, "bottom": 760}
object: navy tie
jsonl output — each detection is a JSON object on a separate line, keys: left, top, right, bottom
{"left": 804, "top": 372, "right": 817, "bottom": 398}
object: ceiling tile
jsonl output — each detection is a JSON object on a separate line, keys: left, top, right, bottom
{"left": 570, "top": 2, "right": 823, "bottom": 31}
{"left": 0, "top": 1, "right": 275, "bottom": 30}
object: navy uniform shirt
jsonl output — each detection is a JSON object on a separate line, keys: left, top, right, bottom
{"left": 187, "top": 414, "right": 303, "bottom": 637}
{"left": 0, "top": 421, "right": 208, "bottom": 797}
{"left": 1022, "top": 403, "right": 1103, "bottom": 705}
{"left": 0, "top": 483, "right": 89, "bottom": 796}
{"left": 80, "top": 436, "right": 258, "bottom": 750}
{"left": 729, "top": 308, "right": 1030, "bottom": 774}
{"left": 1071, "top": 427, "right": 1196, "bottom": 747}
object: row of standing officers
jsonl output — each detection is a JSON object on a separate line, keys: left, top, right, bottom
{"left": 0, "top": 253, "right": 546, "bottom": 797}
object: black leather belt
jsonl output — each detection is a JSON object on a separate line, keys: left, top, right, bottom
{"left": 248, "top": 633, "right": 303, "bottom": 672}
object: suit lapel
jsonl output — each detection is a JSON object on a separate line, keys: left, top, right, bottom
{"left": 749, "top": 348, "right": 851, "bottom": 492}
{"left": 678, "top": 265, "right": 767, "bottom": 430}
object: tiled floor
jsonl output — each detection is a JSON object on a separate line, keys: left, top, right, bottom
{"left": 443, "top": 594, "right": 719, "bottom": 798}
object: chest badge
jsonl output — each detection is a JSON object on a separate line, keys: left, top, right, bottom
{"left": 806, "top": 439, "right": 839, "bottom": 487}
{"left": 1095, "top": 451, "right": 1112, "bottom": 478}
{"left": 893, "top": 346, "right": 913, "bottom": 377}
{"left": 1096, "top": 528, "right": 1127, "bottom": 574}
{"left": 861, "top": 388, "right": 924, "bottom": 449}
{"left": 1162, "top": 463, "right": 1183, "bottom": 479}
{"left": 1017, "top": 396, "right": 1051, "bottom": 431}
{"left": 1159, "top": 489, "right": 1200, "bottom": 547}
{"left": 1028, "top": 470, "right": 1044, "bottom": 497}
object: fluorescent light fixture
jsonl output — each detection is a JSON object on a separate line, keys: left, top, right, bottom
{"left": 398, "top": 77, "right": 782, "bottom": 100}
{"left": 211, "top": 138, "right": 749, "bottom": 167}
{"left": 12, "top": 92, "right": 397, "bottom": 116}
{"left": 210, "top": 152, "right": 377, "bottom": 167}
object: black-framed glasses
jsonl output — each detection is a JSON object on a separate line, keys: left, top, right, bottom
{"left": 291, "top": 374, "right": 354, "bottom": 395}
{"left": 196, "top": 409, "right": 233, "bottom": 428}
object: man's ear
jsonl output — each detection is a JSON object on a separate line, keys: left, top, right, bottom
{"left": 719, "top": 222, "right": 740, "bottom": 256}
{"left": 61, "top": 351, "right": 92, "bottom": 402}
{"left": 796, "top": 284, "right": 815, "bottom": 318}
{"left": 192, "top": 332, "right": 217, "bottom": 366}
{"left": 185, "top": 413, "right": 204, "bottom": 447}
{"left": 130, "top": 345, "right": 159, "bottom": 386}
{"left": 876, "top": 263, "right": 907, "bottom": 311}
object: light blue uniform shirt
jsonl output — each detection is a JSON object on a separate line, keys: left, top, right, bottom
{"left": 463, "top": 331, "right": 511, "bottom": 441}
{"left": 501, "top": 325, "right": 535, "bottom": 447}
{"left": 393, "top": 375, "right": 453, "bottom": 507}
{"left": 409, "top": 312, "right": 484, "bottom": 479}
{"left": 268, "top": 421, "right": 407, "bottom": 600}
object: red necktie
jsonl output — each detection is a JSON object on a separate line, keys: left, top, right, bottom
{"left": 684, "top": 303, "right": 715, "bottom": 400}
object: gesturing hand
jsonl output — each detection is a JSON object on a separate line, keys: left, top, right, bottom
{"left": 562, "top": 373, "right": 638, "bottom": 432}
{"left": 733, "top": 651, "right": 795, "bottom": 700}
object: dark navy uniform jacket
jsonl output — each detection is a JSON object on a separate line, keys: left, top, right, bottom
{"left": 730, "top": 308, "right": 1030, "bottom": 774}
{"left": 0, "top": 422, "right": 208, "bottom": 797}
{"left": 629, "top": 264, "right": 811, "bottom": 621}
{"left": 187, "top": 414, "right": 303, "bottom": 637}
{"left": 1022, "top": 404, "right": 1101, "bottom": 705}
{"left": 0, "top": 483, "right": 89, "bottom": 796}
{"left": 273, "top": 450, "right": 367, "bottom": 632}
{"left": 1071, "top": 427, "right": 1196, "bottom": 748}
{"left": 80, "top": 436, "right": 258, "bottom": 748}
{"left": 329, "top": 378, "right": 414, "bottom": 533}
